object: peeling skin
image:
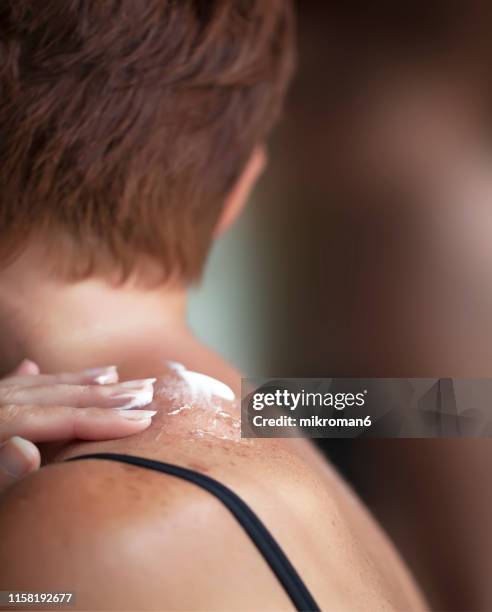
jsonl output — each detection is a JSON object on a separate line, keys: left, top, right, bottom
{"left": 53, "top": 362, "right": 245, "bottom": 462}
{"left": 148, "top": 362, "right": 242, "bottom": 443}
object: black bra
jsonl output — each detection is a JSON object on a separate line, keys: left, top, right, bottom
{"left": 66, "top": 453, "right": 320, "bottom": 612}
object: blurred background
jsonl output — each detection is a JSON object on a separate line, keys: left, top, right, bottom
{"left": 190, "top": 3, "right": 492, "bottom": 610}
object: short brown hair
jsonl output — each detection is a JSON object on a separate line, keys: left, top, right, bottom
{"left": 0, "top": 0, "right": 295, "bottom": 282}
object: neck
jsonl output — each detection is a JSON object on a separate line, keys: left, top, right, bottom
{"left": 0, "top": 251, "right": 190, "bottom": 379}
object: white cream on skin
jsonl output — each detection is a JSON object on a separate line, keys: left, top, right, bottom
{"left": 152, "top": 362, "right": 240, "bottom": 442}
{"left": 167, "top": 361, "right": 235, "bottom": 402}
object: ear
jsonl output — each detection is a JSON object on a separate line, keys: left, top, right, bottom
{"left": 214, "top": 146, "right": 267, "bottom": 237}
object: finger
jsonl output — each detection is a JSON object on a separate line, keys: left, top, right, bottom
{"left": 0, "top": 406, "right": 156, "bottom": 442}
{"left": 0, "top": 378, "right": 155, "bottom": 409}
{"left": 0, "top": 436, "right": 40, "bottom": 494}
{"left": 0, "top": 365, "right": 119, "bottom": 388}
{"left": 2, "top": 359, "right": 41, "bottom": 380}
{"left": 13, "top": 359, "right": 41, "bottom": 376}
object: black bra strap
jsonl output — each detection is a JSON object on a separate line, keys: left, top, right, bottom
{"left": 66, "top": 452, "right": 320, "bottom": 612}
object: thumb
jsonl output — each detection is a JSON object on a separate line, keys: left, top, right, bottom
{"left": 0, "top": 437, "right": 41, "bottom": 494}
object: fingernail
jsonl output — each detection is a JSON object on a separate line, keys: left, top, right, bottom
{"left": 119, "top": 378, "right": 156, "bottom": 388}
{"left": 84, "top": 366, "right": 118, "bottom": 384}
{"left": 115, "top": 409, "right": 157, "bottom": 421}
{"left": 0, "top": 437, "right": 35, "bottom": 477}
{"left": 111, "top": 389, "right": 154, "bottom": 409}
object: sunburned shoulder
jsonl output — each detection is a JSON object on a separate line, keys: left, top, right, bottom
{"left": 0, "top": 449, "right": 321, "bottom": 611}
{"left": 0, "top": 438, "right": 426, "bottom": 611}
{"left": 0, "top": 360, "right": 425, "bottom": 610}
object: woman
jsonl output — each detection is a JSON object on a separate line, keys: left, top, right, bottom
{"left": 0, "top": 2, "right": 425, "bottom": 609}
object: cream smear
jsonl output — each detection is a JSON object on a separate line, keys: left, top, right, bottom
{"left": 167, "top": 361, "right": 236, "bottom": 402}
{"left": 152, "top": 361, "right": 240, "bottom": 442}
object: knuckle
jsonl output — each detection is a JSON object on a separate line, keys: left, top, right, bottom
{"left": 0, "top": 386, "right": 19, "bottom": 404}
{"left": 0, "top": 404, "right": 22, "bottom": 428}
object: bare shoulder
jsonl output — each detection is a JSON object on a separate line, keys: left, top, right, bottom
{"left": 0, "top": 361, "right": 425, "bottom": 610}
{"left": 0, "top": 453, "right": 296, "bottom": 610}
{"left": 0, "top": 438, "right": 426, "bottom": 611}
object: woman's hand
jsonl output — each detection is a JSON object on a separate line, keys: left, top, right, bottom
{"left": 0, "top": 360, "right": 156, "bottom": 492}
